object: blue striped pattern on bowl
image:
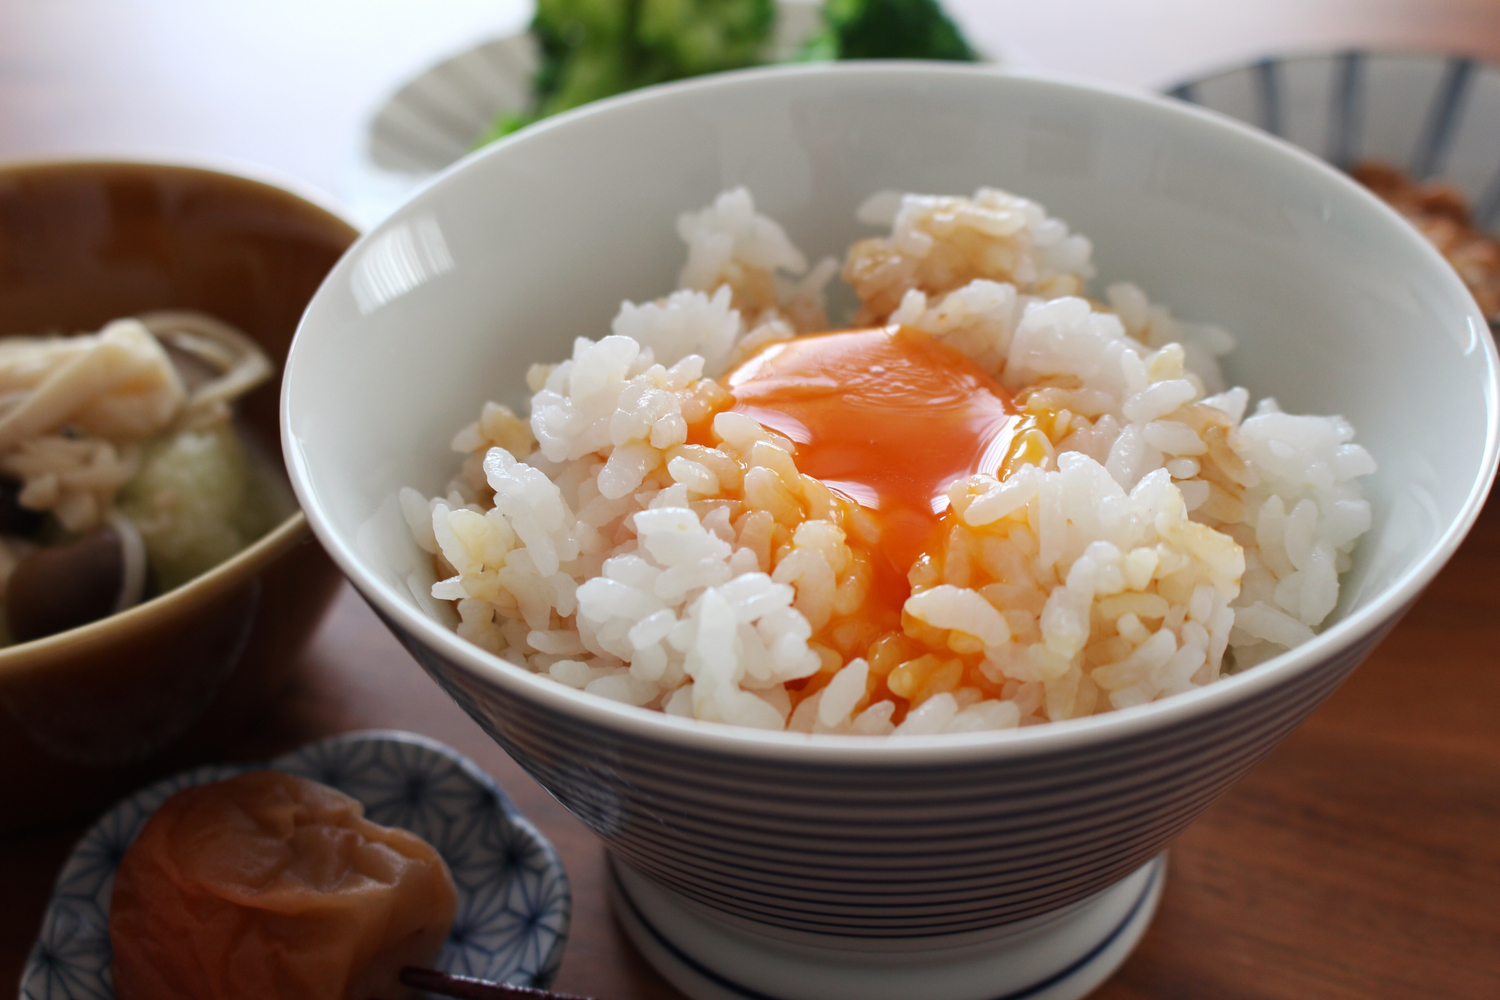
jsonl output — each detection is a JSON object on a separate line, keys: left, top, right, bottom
{"left": 398, "top": 613, "right": 1393, "bottom": 938}
{"left": 1167, "top": 50, "right": 1500, "bottom": 232}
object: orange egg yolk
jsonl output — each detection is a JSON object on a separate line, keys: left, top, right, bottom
{"left": 725, "top": 326, "right": 1027, "bottom": 594}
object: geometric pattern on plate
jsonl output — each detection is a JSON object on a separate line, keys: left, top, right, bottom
{"left": 19, "top": 729, "right": 570, "bottom": 999}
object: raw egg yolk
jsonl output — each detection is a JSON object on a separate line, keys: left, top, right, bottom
{"left": 725, "top": 326, "right": 1026, "bottom": 583}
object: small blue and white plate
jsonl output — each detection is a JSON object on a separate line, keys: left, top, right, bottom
{"left": 19, "top": 730, "right": 570, "bottom": 1000}
{"left": 1166, "top": 50, "right": 1500, "bottom": 235}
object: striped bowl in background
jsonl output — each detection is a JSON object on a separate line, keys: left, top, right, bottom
{"left": 1167, "top": 50, "right": 1500, "bottom": 232}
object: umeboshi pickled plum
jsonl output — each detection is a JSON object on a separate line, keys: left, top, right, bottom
{"left": 109, "top": 770, "right": 457, "bottom": 1000}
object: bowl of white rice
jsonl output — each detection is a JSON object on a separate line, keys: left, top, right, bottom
{"left": 284, "top": 64, "right": 1500, "bottom": 1000}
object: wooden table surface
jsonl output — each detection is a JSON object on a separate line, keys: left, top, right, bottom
{"left": 3, "top": 2, "right": 1499, "bottom": 998}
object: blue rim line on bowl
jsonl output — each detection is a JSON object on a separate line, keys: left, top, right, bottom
{"left": 606, "top": 854, "right": 1167, "bottom": 1000}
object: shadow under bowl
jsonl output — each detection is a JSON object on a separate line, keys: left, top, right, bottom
{"left": 0, "top": 160, "right": 358, "bottom": 832}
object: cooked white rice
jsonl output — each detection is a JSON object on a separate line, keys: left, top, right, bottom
{"left": 404, "top": 186, "right": 1374, "bottom": 735}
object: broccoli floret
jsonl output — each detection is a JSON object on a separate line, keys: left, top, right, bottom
{"left": 532, "top": 0, "right": 642, "bottom": 114}
{"left": 803, "top": 0, "right": 977, "bottom": 62}
{"left": 637, "top": 0, "right": 776, "bottom": 77}
{"left": 488, "top": 0, "right": 776, "bottom": 141}
{"left": 479, "top": 0, "right": 976, "bottom": 144}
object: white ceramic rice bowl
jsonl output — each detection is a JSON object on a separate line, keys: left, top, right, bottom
{"left": 283, "top": 63, "right": 1499, "bottom": 995}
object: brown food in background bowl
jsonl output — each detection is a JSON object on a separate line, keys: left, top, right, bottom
{"left": 0, "top": 161, "right": 357, "bottom": 831}
{"left": 1351, "top": 160, "right": 1500, "bottom": 320}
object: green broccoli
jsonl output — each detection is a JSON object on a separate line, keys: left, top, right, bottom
{"left": 801, "top": 0, "right": 977, "bottom": 62}
{"left": 476, "top": 0, "right": 978, "bottom": 146}
{"left": 636, "top": 0, "right": 777, "bottom": 77}
{"left": 486, "top": 0, "right": 776, "bottom": 141}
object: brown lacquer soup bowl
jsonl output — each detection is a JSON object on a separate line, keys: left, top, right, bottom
{"left": 0, "top": 160, "right": 356, "bottom": 830}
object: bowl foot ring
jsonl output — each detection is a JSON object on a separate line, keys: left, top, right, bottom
{"left": 607, "top": 853, "right": 1165, "bottom": 1000}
